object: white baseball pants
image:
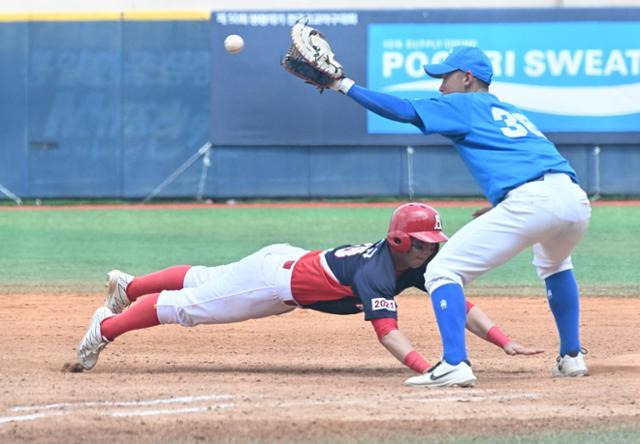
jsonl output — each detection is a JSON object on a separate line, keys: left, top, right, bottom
{"left": 425, "top": 173, "right": 592, "bottom": 292}
{"left": 156, "top": 244, "right": 307, "bottom": 326}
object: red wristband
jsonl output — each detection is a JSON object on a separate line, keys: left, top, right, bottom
{"left": 486, "top": 326, "right": 511, "bottom": 348}
{"left": 403, "top": 350, "right": 431, "bottom": 373}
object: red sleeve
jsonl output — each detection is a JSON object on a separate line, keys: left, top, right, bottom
{"left": 466, "top": 300, "right": 475, "bottom": 313}
{"left": 371, "top": 317, "right": 398, "bottom": 341}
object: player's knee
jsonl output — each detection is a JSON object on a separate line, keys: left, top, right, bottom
{"left": 158, "top": 306, "right": 197, "bottom": 327}
{"left": 424, "top": 264, "right": 463, "bottom": 294}
{"left": 175, "top": 308, "right": 198, "bottom": 327}
{"left": 534, "top": 257, "right": 573, "bottom": 280}
{"left": 183, "top": 265, "right": 208, "bottom": 288}
{"left": 156, "top": 290, "right": 199, "bottom": 327}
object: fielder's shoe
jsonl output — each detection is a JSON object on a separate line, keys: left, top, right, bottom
{"left": 104, "top": 269, "right": 134, "bottom": 313}
{"left": 404, "top": 360, "right": 477, "bottom": 388}
{"left": 77, "top": 306, "right": 113, "bottom": 370}
{"left": 553, "top": 351, "right": 589, "bottom": 377}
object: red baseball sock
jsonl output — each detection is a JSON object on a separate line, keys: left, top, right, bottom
{"left": 101, "top": 293, "right": 161, "bottom": 341}
{"left": 126, "top": 265, "right": 191, "bottom": 301}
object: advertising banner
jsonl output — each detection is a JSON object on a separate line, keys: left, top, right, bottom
{"left": 210, "top": 9, "right": 640, "bottom": 145}
{"left": 368, "top": 21, "right": 640, "bottom": 133}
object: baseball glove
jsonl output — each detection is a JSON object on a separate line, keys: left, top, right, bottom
{"left": 281, "top": 19, "right": 345, "bottom": 92}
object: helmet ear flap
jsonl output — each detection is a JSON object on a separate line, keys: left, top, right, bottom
{"left": 387, "top": 230, "right": 411, "bottom": 253}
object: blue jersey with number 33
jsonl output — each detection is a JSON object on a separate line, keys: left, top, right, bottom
{"left": 409, "top": 93, "right": 577, "bottom": 205}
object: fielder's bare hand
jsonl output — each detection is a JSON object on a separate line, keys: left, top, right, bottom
{"left": 472, "top": 206, "right": 493, "bottom": 218}
{"left": 503, "top": 341, "right": 544, "bottom": 356}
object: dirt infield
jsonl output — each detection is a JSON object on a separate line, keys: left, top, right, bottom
{"left": 1, "top": 293, "right": 639, "bottom": 443}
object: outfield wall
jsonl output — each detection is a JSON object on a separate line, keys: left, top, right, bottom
{"left": 0, "top": 9, "right": 638, "bottom": 200}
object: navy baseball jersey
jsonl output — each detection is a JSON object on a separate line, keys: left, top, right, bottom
{"left": 290, "top": 240, "right": 429, "bottom": 320}
{"left": 409, "top": 92, "right": 577, "bottom": 205}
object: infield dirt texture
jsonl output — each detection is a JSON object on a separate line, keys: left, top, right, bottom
{"left": 0, "top": 202, "right": 638, "bottom": 443}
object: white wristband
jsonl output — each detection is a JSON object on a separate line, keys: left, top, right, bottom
{"left": 333, "top": 78, "right": 355, "bottom": 95}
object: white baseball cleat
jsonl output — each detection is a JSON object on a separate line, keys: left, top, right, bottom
{"left": 553, "top": 351, "right": 589, "bottom": 377}
{"left": 104, "top": 269, "right": 134, "bottom": 313}
{"left": 77, "top": 307, "right": 113, "bottom": 370}
{"left": 405, "top": 360, "right": 477, "bottom": 388}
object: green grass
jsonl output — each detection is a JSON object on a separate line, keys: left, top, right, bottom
{"left": 466, "top": 427, "right": 640, "bottom": 444}
{"left": 0, "top": 205, "right": 638, "bottom": 295}
{"left": 374, "top": 426, "right": 640, "bottom": 444}
{"left": 431, "top": 426, "right": 640, "bottom": 444}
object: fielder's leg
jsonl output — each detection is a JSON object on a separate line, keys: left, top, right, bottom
{"left": 538, "top": 263, "right": 588, "bottom": 377}
{"left": 531, "top": 174, "right": 591, "bottom": 377}
{"left": 545, "top": 269, "right": 581, "bottom": 357}
{"left": 534, "top": 236, "right": 589, "bottom": 377}
{"left": 412, "top": 192, "right": 563, "bottom": 387}
{"left": 429, "top": 282, "right": 467, "bottom": 365}
{"left": 403, "top": 279, "right": 476, "bottom": 388}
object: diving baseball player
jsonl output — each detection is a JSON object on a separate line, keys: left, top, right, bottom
{"left": 313, "top": 46, "right": 591, "bottom": 387}
{"left": 77, "top": 203, "right": 542, "bottom": 377}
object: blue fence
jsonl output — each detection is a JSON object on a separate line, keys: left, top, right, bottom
{"left": 0, "top": 9, "right": 638, "bottom": 200}
{"left": 0, "top": 15, "right": 210, "bottom": 199}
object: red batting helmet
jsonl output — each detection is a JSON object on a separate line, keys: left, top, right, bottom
{"left": 386, "top": 203, "right": 448, "bottom": 253}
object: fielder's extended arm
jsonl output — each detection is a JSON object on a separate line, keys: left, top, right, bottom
{"left": 331, "top": 79, "right": 424, "bottom": 127}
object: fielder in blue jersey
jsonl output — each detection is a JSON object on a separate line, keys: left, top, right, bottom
{"left": 323, "top": 46, "right": 592, "bottom": 387}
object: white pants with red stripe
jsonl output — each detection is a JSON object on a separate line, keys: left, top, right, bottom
{"left": 156, "top": 244, "right": 307, "bottom": 326}
{"left": 425, "top": 173, "right": 592, "bottom": 292}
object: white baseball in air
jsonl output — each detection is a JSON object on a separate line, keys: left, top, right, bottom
{"left": 224, "top": 34, "right": 244, "bottom": 54}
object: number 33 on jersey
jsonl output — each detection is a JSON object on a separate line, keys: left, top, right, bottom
{"left": 492, "top": 107, "right": 545, "bottom": 138}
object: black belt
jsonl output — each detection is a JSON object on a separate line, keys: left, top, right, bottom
{"left": 527, "top": 175, "right": 545, "bottom": 183}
